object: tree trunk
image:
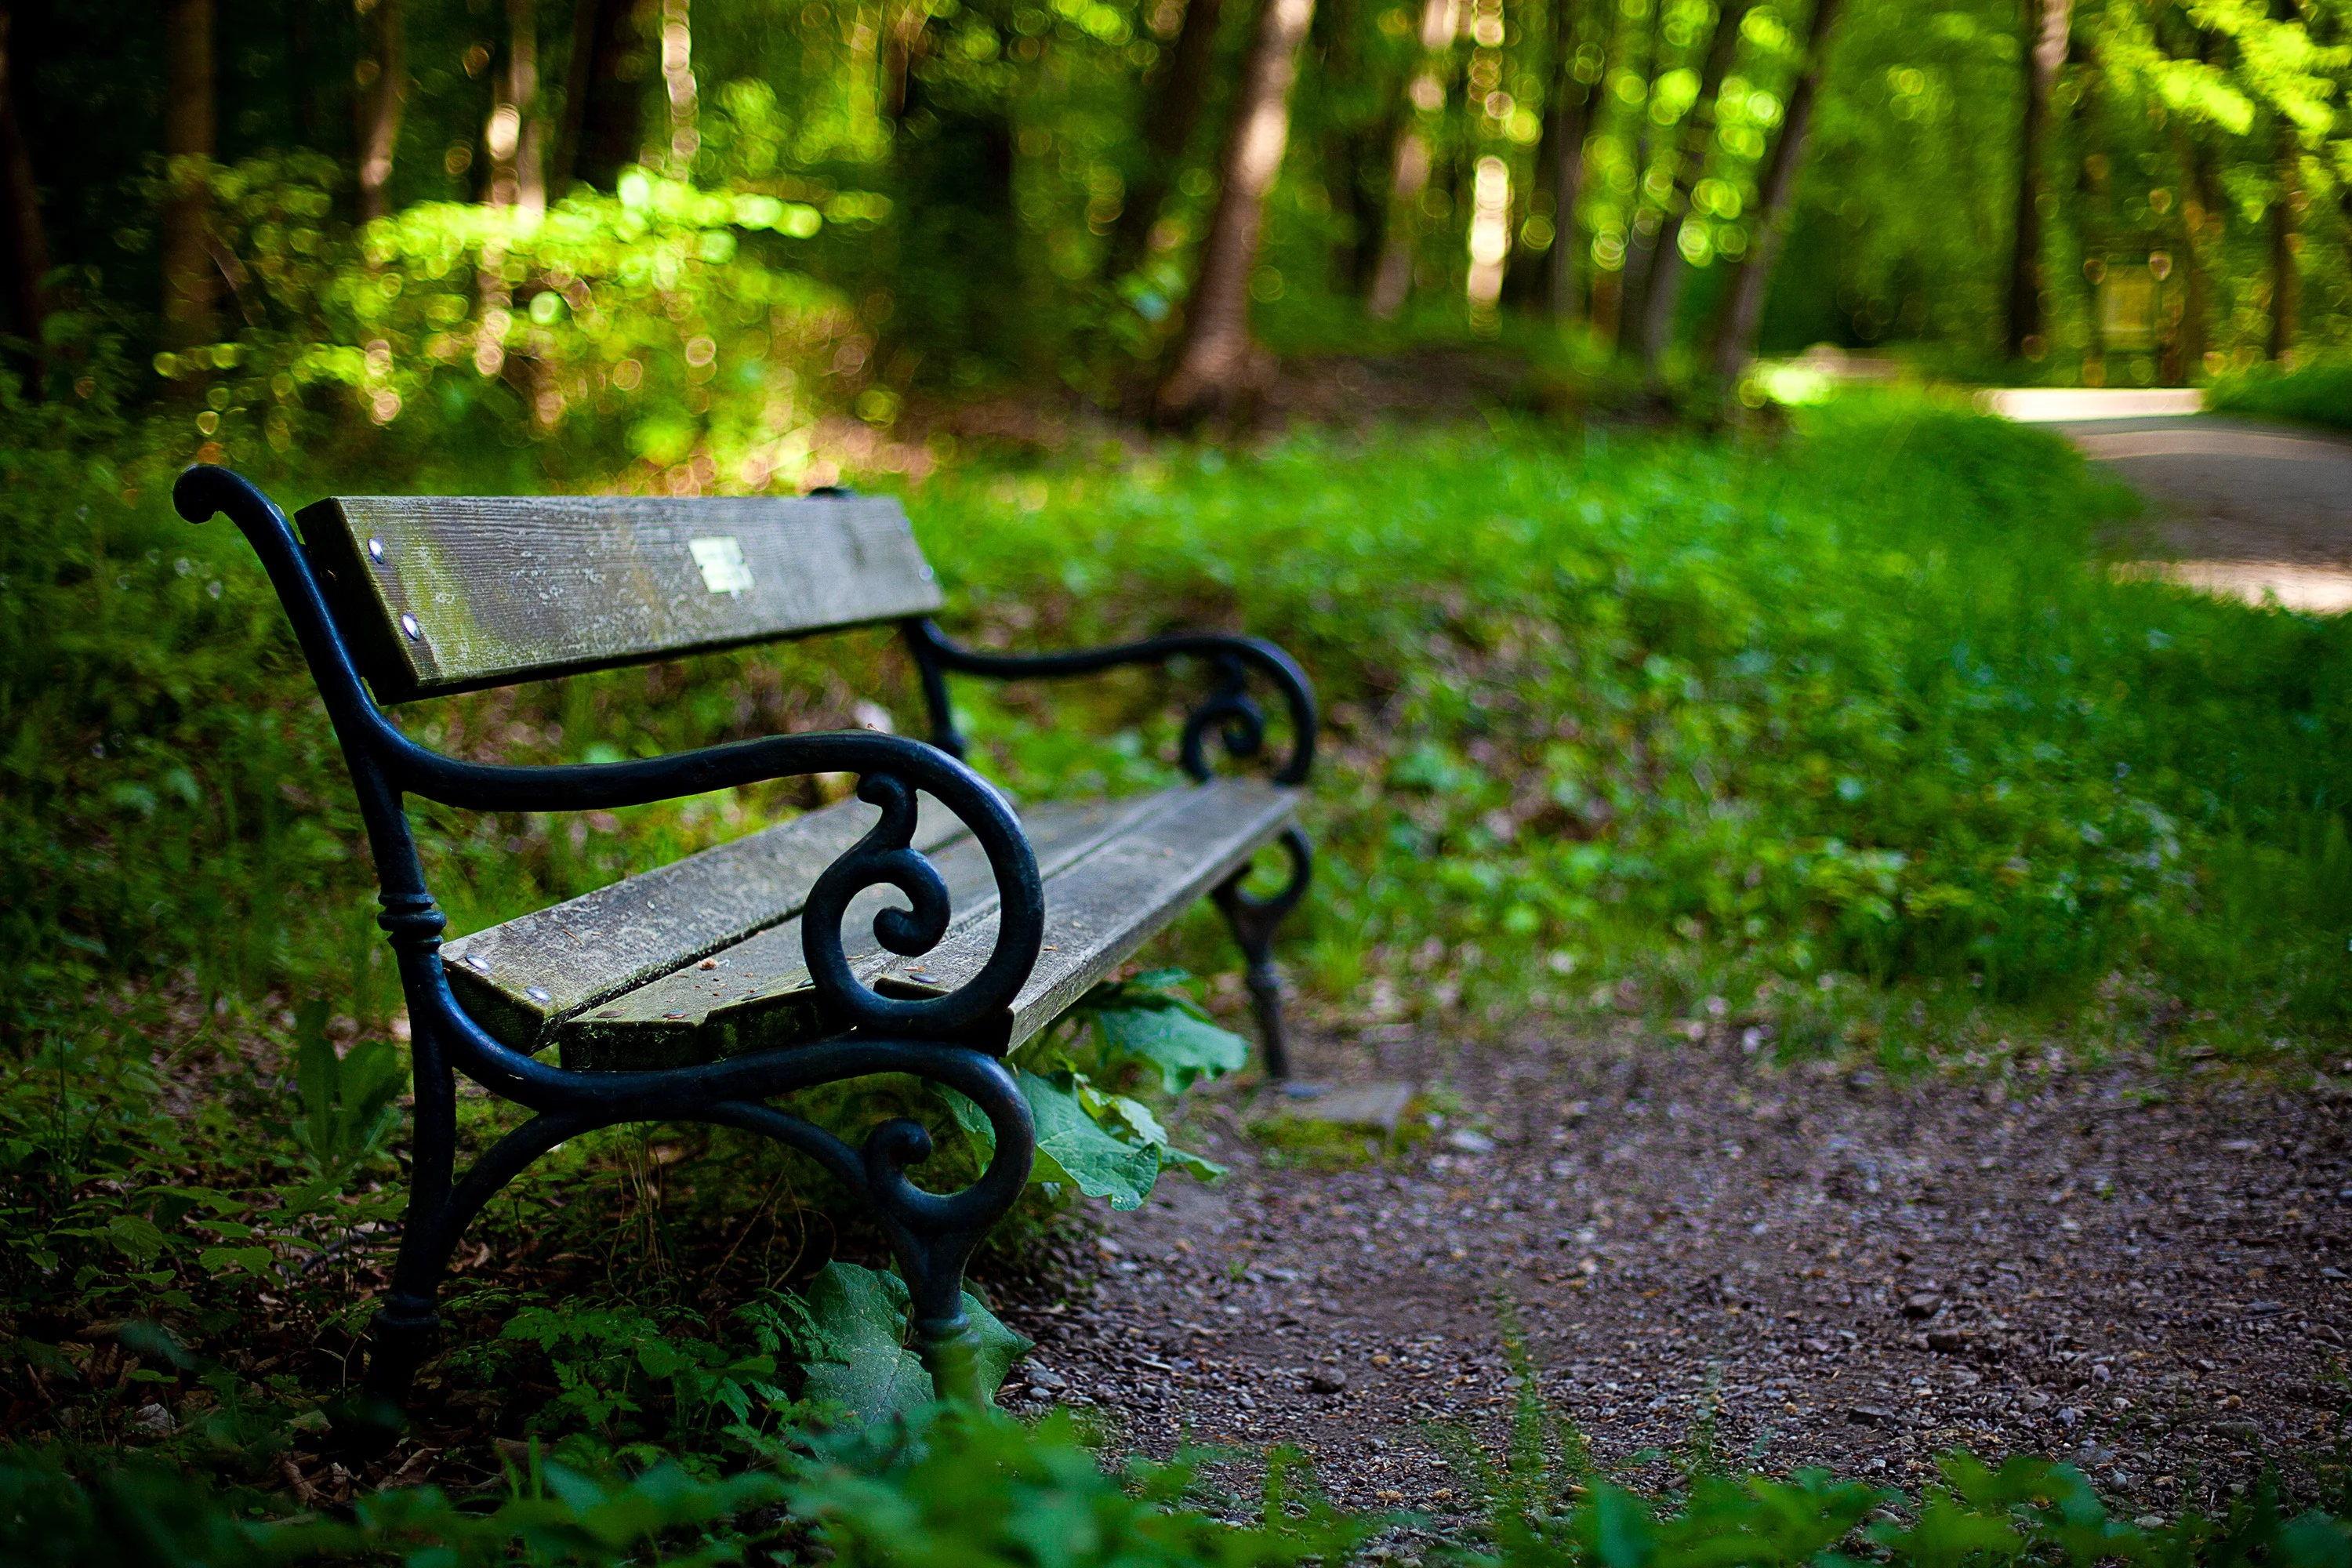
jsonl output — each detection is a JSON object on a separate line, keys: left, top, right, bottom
{"left": 288, "top": 0, "right": 324, "bottom": 148}
{"left": 1156, "top": 0, "right": 1319, "bottom": 424}
{"left": 1708, "top": 0, "right": 1841, "bottom": 383}
{"left": 554, "top": 0, "right": 639, "bottom": 191}
{"left": 162, "top": 0, "right": 216, "bottom": 363}
{"left": 0, "top": 0, "right": 53, "bottom": 375}
{"left": 2165, "top": 126, "right": 2210, "bottom": 383}
{"left": 1546, "top": 23, "right": 1603, "bottom": 324}
{"left": 2267, "top": 122, "right": 2297, "bottom": 361}
{"left": 2002, "top": 0, "right": 2069, "bottom": 359}
{"left": 1633, "top": 0, "right": 1753, "bottom": 371}
{"left": 1612, "top": 0, "right": 1667, "bottom": 354}
{"left": 658, "top": 0, "right": 695, "bottom": 172}
{"left": 488, "top": 0, "right": 545, "bottom": 215}
{"left": 1367, "top": 0, "right": 1457, "bottom": 318}
{"left": 1109, "top": 0, "right": 1227, "bottom": 275}
{"left": 1500, "top": 0, "right": 1563, "bottom": 311}
{"left": 354, "top": 0, "right": 405, "bottom": 223}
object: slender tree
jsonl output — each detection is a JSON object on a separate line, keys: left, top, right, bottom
{"left": 1611, "top": 0, "right": 1668, "bottom": 350}
{"left": 1707, "top": 0, "right": 1842, "bottom": 383}
{"left": 487, "top": 0, "right": 546, "bottom": 216}
{"left": 555, "top": 0, "right": 641, "bottom": 191}
{"left": 1157, "top": 0, "right": 1319, "bottom": 423}
{"left": 1632, "top": 0, "right": 1755, "bottom": 370}
{"left": 2168, "top": 128, "right": 2211, "bottom": 381}
{"left": 1367, "top": 0, "right": 1459, "bottom": 318}
{"left": 162, "top": 0, "right": 216, "bottom": 362}
{"left": 2003, "top": 0, "right": 2071, "bottom": 358}
{"left": 1501, "top": 0, "right": 1564, "bottom": 311}
{"left": 1545, "top": 0, "right": 1606, "bottom": 322}
{"left": 2267, "top": 121, "right": 2298, "bottom": 360}
{"left": 354, "top": 0, "right": 405, "bottom": 223}
{"left": 0, "top": 0, "right": 53, "bottom": 374}
{"left": 1109, "top": 0, "right": 1229, "bottom": 275}
{"left": 1312, "top": 0, "right": 1387, "bottom": 293}
{"left": 659, "top": 0, "right": 696, "bottom": 172}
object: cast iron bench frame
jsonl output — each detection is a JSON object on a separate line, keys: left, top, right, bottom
{"left": 172, "top": 464, "right": 1315, "bottom": 1439}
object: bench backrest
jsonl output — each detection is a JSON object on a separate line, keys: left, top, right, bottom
{"left": 296, "top": 494, "right": 943, "bottom": 702}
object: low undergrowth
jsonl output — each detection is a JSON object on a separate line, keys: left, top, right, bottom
{"left": 6, "top": 1393, "right": 2350, "bottom": 1566}
{"left": 2208, "top": 358, "right": 2352, "bottom": 434}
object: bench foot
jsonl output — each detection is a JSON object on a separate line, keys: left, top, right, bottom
{"left": 332, "top": 1293, "right": 441, "bottom": 1454}
{"left": 913, "top": 1312, "right": 995, "bottom": 1406}
{"left": 1212, "top": 826, "right": 1312, "bottom": 1081}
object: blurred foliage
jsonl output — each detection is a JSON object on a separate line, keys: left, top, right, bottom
{"left": 4, "top": 1382, "right": 2350, "bottom": 1565}
{"left": 2209, "top": 354, "right": 2352, "bottom": 430}
{"left": 5, "top": 0, "right": 2347, "bottom": 419}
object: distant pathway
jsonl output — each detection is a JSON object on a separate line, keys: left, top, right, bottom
{"left": 1990, "top": 388, "right": 2352, "bottom": 613}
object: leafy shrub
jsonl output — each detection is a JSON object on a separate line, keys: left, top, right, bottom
{"left": 1443, "top": 1343, "right": 2352, "bottom": 1568}
{"left": 152, "top": 152, "right": 863, "bottom": 495}
{"left": 2209, "top": 358, "right": 2352, "bottom": 434}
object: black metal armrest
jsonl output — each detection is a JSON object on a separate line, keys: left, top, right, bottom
{"left": 903, "top": 617, "right": 1316, "bottom": 786}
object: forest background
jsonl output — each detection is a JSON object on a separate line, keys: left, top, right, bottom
{"left": 0, "top": 0, "right": 2346, "bottom": 443}
{"left": 5, "top": 0, "right": 2352, "bottom": 1561}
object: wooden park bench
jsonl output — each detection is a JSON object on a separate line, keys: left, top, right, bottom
{"left": 172, "top": 464, "right": 1314, "bottom": 1438}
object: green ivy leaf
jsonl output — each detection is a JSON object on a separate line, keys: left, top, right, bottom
{"left": 1022, "top": 1069, "right": 1164, "bottom": 1210}
{"left": 796, "top": 1263, "right": 1030, "bottom": 1425}
{"left": 945, "top": 1070, "right": 1223, "bottom": 1209}
{"left": 1081, "top": 973, "right": 1250, "bottom": 1093}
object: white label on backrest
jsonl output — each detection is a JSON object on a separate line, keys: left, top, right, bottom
{"left": 688, "top": 536, "right": 755, "bottom": 596}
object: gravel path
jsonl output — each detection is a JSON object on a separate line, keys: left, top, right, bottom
{"left": 990, "top": 1020, "right": 2350, "bottom": 1523}
{"left": 2021, "top": 408, "right": 2352, "bottom": 612}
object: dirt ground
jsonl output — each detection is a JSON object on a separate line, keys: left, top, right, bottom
{"left": 987, "top": 1017, "right": 2351, "bottom": 1526}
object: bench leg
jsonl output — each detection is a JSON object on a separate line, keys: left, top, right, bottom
{"left": 343, "top": 1109, "right": 590, "bottom": 1452}
{"left": 1210, "top": 826, "right": 1312, "bottom": 1082}
{"left": 710, "top": 1063, "right": 1036, "bottom": 1410}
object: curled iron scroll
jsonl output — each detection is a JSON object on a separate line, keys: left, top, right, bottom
{"left": 800, "top": 770, "right": 1046, "bottom": 1041}
{"left": 1178, "top": 655, "right": 1268, "bottom": 782}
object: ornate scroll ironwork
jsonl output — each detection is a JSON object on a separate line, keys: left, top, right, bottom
{"left": 900, "top": 616, "right": 1316, "bottom": 786}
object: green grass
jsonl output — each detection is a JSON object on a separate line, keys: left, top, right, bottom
{"left": 916, "top": 398, "right": 2352, "bottom": 1061}
{"left": 12, "top": 377, "right": 2352, "bottom": 1535}
{"left": 6, "top": 1368, "right": 2350, "bottom": 1566}
{"left": 2209, "top": 358, "right": 2352, "bottom": 434}
{"left": 12, "top": 387, "right": 2352, "bottom": 1060}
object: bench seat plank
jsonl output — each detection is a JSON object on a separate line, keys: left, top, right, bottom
{"left": 444, "top": 792, "right": 969, "bottom": 1051}
{"left": 884, "top": 778, "right": 1298, "bottom": 1051}
{"left": 557, "top": 778, "right": 1298, "bottom": 1069}
{"left": 558, "top": 793, "right": 1171, "bottom": 1069}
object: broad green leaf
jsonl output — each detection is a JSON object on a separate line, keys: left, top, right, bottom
{"left": 1160, "top": 1144, "right": 1228, "bottom": 1182}
{"left": 1091, "top": 996, "right": 1249, "bottom": 1093}
{"left": 796, "top": 1262, "right": 1031, "bottom": 1424}
{"left": 1075, "top": 1080, "right": 1169, "bottom": 1145}
{"left": 1076, "top": 1080, "right": 1228, "bottom": 1185}
{"left": 104, "top": 1215, "right": 166, "bottom": 1265}
{"left": 1018, "top": 1069, "right": 1165, "bottom": 1210}
{"left": 945, "top": 1072, "right": 1221, "bottom": 1208}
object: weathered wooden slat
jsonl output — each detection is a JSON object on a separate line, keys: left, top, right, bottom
{"left": 296, "top": 494, "right": 943, "bottom": 702}
{"left": 557, "top": 794, "right": 1174, "bottom": 1069}
{"left": 445, "top": 793, "right": 969, "bottom": 1051}
{"left": 887, "top": 779, "right": 1299, "bottom": 1051}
